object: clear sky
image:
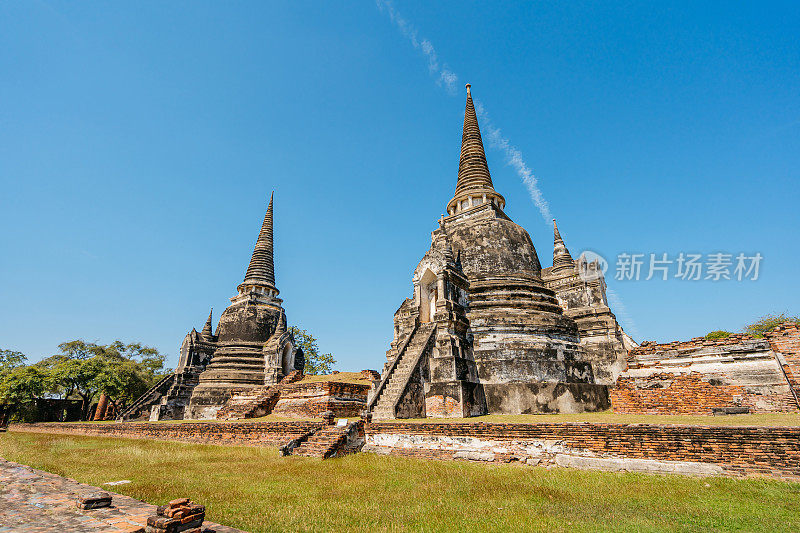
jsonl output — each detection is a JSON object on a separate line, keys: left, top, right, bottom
{"left": 1, "top": 1, "right": 798, "bottom": 370}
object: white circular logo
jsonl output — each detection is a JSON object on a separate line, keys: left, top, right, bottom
{"left": 576, "top": 250, "right": 608, "bottom": 282}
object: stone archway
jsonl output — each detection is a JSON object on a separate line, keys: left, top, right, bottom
{"left": 419, "top": 269, "right": 438, "bottom": 323}
{"left": 281, "top": 342, "right": 294, "bottom": 376}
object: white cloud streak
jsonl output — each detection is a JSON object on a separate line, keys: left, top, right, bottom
{"left": 375, "top": 1, "right": 638, "bottom": 341}
{"left": 376, "top": 0, "right": 458, "bottom": 93}
{"left": 375, "top": 0, "right": 552, "bottom": 222}
{"left": 474, "top": 101, "right": 553, "bottom": 223}
{"left": 606, "top": 288, "right": 642, "bottom": 341}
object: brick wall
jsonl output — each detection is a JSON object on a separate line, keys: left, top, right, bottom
{"left": 366, "top": 422, "right": 800, "bottom": 479}
{"left": 610, "top": 326, "right": 800, "bottom": 415}
{"left": 13, "top": 419, "right": 800, "bottom": 480}
{"left": 13, "top": 421, "right": 321, "bottom": 447}
{"left": 766, "top": 323, "right": 800, "bottom": 402}
{"left": 611, "top": 373, "right": 798, "bottom": 414}
{"left": 624, "top": 333, "right": 760, "bottom": 363}
{"left": 270, "top": 382, "right": 369, "bottom": 419}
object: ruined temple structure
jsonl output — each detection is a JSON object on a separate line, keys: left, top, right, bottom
{"left": 119, "top": 193, "right": 304, "bottom": 421}
{"left": 611, "top": 323, "right": 800, "bottom": 415}
{"left": 541, "top": 221, "right": 637, "bottom": 384}
{"left": 368, "top": 84, "right": 633, "bottom": 419}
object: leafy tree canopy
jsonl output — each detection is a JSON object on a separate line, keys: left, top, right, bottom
{"left": 0, "top": 348, "right": 37, "bottom": 407}
{"left": 38, "top": 340, "right": 168, "bottom": 415}
{"left": 705, "top": 330, "right": 733, "bottom": 340}
{"left": 290, "top": 327, "right": 336, "bottom": 375}
{"left": 0, "top": 349, "right": 27, "bottom": 373}
{"left": 0, "top": 365, "right": 52, "bottom": 405}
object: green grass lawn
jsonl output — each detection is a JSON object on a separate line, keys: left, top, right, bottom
{"left": 2, "top": 431, "right": 798, "bottom": 532}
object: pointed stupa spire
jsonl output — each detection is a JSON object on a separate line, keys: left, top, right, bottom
{"left": 446, "top": 84, "right": 505, "bottom": 215}
{"left": 456, "top": 84, "right": 493, "bottom": 194}
{"left": 201, "top": 308, "right": 214, "bottom": 338}
{"left": 275, "top": 308, "right": 287, "bottom": 334}
{"left": 266, "top": 308, "right": 287, "bottom": 345}
{"left": 241, "top": 192, "right": 277, "bottom": 293}
{"left": 552, "top": 219, "right": 575, "bottom": 269}
{"left": 553, "top": 218, "right": 564, "bottom": 243}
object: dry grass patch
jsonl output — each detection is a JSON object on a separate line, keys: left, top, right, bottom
{"left": 296, "top": 371, "right": 371, "bottom": 385}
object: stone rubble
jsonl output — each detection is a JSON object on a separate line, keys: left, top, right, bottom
{"left": 145, "top": 499, "right": 206, "bottom": 533}
{"left": 76, "top": 491, "right": 112, "bottom": 510}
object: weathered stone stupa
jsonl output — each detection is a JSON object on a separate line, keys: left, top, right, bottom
{"left": 185, "top": 192, "right": 304, "bottom": 419}
{"left": 368, "top": 85, "right": 631, "bottom": 418}
{"left": 120, "top": 193, "right": 304, "bottom": 421}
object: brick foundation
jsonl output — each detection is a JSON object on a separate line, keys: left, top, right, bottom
{"left": 365, "top": 422, "right": 800, "bottom": 480}
{"left": 13, "top": 419, "right": 800, "bottom": 480}
{"left": 13, "top": 421, "right": 322, "bottom": 447}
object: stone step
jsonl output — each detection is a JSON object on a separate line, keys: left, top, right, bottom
{"left": 369, "top": 325, "right": 435, "bottom": 421}
{"left": 292, "top": 426, "right": 352, "bottom": 458}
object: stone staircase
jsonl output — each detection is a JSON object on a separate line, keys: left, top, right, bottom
{"left": 215, "top": 370, "right": 304, "bottom": 420}
{"left": 371, "top": 323, "right": 436, "bottom": 419}
{"left": 150, "top": 371, "right": 202, "bottom": 420}
{"left": 117, "top": 374, "right": 175, "bottom": 421}
{"left": 291, "top": 421, "right": 363, "bottom": 458}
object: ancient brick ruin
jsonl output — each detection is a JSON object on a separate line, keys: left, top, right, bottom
{"left": 363, "top": 421, "right": 800, "bottom": 480}
{"left": 611, "top": 323, "right": 800, "bottom": 415}
{"left": 213, "top": 373, "right": 370, "bottom": 421}
{"left": 270, "top": 381, "right": 370, "bottom": 419}
{"left": 541, "top": 221, "right": 637, "bottom": 384}
{"left": 369, "top": 85, "right": 632, "bottom": 419}
{"left": 109, "top": 82, "right": 798, "bottom": 483}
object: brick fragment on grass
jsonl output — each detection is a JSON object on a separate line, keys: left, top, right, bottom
{"left": 146, "top": 498, "right": 205, "bottom": 533}
{"left": 76, "top": 491, "right": 112, "bottom": 510}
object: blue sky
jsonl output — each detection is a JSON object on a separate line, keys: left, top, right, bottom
{"left": 1, "top": 1, "right": 798, "bottom": 370}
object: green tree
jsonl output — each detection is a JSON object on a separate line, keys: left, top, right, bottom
{"left": 0, "top": 348, "right": 50, "bottom": 423}
{"left": 41, "top": 340, "right": 167, "bottom": 419}
{"left": 705, "top": 330, "right": 733, "bottom": 340}
{"left": 0, "top": 365, "right": 50, "bottom": 405}
{"left": 0, "top": 364, "right": 56, "bottom": 423}
{"left": 290, "top": 327, "right": 336, "bottom": 375}
{"left": 92, "top": 358, "right": 160, "bottom": 414}
{"left": 40, "top": 355, "right": 105, "bottom": 418}
{"left": 0, "top": 349, "right": 27, "bottom": 373}
{"left": 0, "top": 348, "right": 35, "bottom": 421}
{"left": 743, "top": 314, "right": 800, "bottom": 338}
